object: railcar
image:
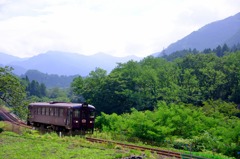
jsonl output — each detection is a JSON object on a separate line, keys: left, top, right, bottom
{"left": 27, "top": 102, "right": 96, "bottom": 134}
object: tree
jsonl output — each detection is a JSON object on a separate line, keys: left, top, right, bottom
{"left": 222, "top": 43, "right": 229, "bottom": 54}
{"left": 22, "top": 76, "right": 47, "bottom": 98}
{"left": 39, "top": 83, "right": 47, "bottom": 97}
{"left": 221, "top": 51, "right": 240, "bottom": 103}
{"left": 71, "top": 68, "right": 107, "bottom": 111}
{"left": 215, "top": 45, "right": 223, "bottom": 57}
{"left": 29, "top": 80, "right": 40, "bottom": 97}
{"left": 0, "top": 66, "right": 27, "bottom": 119}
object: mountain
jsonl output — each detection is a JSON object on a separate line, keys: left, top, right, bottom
{"left": 1, "top": 51, "right": 142, "bottom": 76}
{"left": 0, "top": 52, "right": 24, "bottom": 64}
{"left": 156, "top": 12, "right": 240, "bottom": 56}
{"left": 0, "top": 52, "right": 28, "bottom": 75}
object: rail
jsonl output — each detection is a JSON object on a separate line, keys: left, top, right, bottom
{"left": 0, "top": 107, "right": 31, "bottom": 129}
{"left": 86, "top": 137, "right": 181, "bottom": 158}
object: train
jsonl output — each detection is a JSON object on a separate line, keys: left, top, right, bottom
{"left": 27, "top": 102, "right": 96, "bottom": 134}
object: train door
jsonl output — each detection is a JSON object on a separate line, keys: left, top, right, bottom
{"left": 65, "top": 109, "right": 72, "bottom": 129}
{"left": 72, "top": 108, "right": 80, "bottom": 129}
{"left": 27, "top": 106, "right": 34, "bottom": 125}
{"left": 80, "top": 108, "right": 89, "bottom": 130}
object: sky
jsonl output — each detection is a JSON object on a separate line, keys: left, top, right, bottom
{"left": 0, "top": 0, "right": 239, "bottom": 58}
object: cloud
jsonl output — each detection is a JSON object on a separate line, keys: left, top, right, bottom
{"left": 0, "top": 0, "right": 239, "bottom": 57}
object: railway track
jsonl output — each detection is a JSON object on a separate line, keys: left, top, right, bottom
{"left": 86, "top": 137, "right": 181, "bottom": 158}
{"left": 0, "top": 107, "right": 31, "bottom": 129}
{"left": 86, "top": 137, "right": 210, "bottom": 159}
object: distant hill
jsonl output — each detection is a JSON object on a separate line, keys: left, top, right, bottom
{"left": 21, "top": 70, "right": 77, "bottom": 88}
{"left": 155, "top": 12, "right": 240, "bottom": 56}
{"left": 0, "top": 51, "right": 142, "bottom": 76}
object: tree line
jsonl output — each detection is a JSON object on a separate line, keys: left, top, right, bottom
{"left": 162, "top": 43, "right": 240, "bottom": 61}
{"left": 71, "top": 50, "right": 240, "bottom": 114}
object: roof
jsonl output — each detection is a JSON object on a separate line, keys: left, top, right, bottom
{"left": 29, "top": 102, "right": 95, "bottom": 109}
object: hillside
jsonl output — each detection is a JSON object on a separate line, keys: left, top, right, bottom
{"left": 22, "top": 70, "right": 77, "bottom": 88}
{"left": 155, "top": 12, "right": 240, "bottom": 56}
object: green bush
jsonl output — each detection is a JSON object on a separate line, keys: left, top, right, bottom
{"left": 95, "top": 101, "right": 240, "bottom": 158}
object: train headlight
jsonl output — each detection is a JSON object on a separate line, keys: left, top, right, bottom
{"left": 75, "top": 120, "right": 78, "bottom": 123}
{"left": 82, "top": 119, "right": 86, "bottom": 123}
{"left": 90, "top": 121, "right": 94, "bottom": 124}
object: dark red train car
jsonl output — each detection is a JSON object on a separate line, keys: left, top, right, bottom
{"left": 27, "top": 102, "right": 96, "bottom": 133}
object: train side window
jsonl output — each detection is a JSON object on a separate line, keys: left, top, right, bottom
{"left": 46, "top": 108, "right": 49, "bottom": 116}
{"left": 54, "top": 108, "right": 58, "bottom": 116}
{"left": 42, "top": 107, "right": 45, "bottom": 115}
{"left": 59, "top": 109, "right": 63, "bottom": 117}
{"left": 38, "top": 108, "right": 41, "bottom": 115}
{"left": 34, "top": 108, "right": 37, "bottom": 114}
{"left": 50, "top": 108, "right": 54, "bottom": 116}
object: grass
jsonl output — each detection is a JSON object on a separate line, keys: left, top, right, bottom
{"left": 0, "top": 122, "right": 152, "bottom": 159}
{"left": 0, "top": 122, "right": 234, "bottom": 159}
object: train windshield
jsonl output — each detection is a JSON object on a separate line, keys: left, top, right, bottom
{"left": 73, "top": 109, "right": 80, "bottom": 118}
{"left": 90, "top": 110, "right": 95, "bottom": 118}
{"left": 80, "top": 108, "right": 95, "bottom": 119}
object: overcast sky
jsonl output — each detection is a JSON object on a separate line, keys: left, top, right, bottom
{"left": 0, "top": 0, "right": 239, "bottom": 58}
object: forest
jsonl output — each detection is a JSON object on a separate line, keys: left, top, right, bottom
{"left": 0, "top": 44, "right": 240, "bottom": 157}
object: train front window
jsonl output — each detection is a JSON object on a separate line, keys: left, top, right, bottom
{"left": 90, "top": 110, "right": 95, "bottom": 118}
{"left": 81, "top": 110, "right": 86, "bottom": 119}
{"left": 73, "top": 110, "right": 80, "bottom": 118}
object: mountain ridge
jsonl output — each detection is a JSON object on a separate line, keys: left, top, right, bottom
{"left": 155, "top": 12, "right": 240, "bottom": 56}
{"left": 0, "top": 51, "right": 142, "bottom": 76}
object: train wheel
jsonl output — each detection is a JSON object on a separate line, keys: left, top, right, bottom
{"left": 67, "top": 130, "right": 72, "bottom": 136}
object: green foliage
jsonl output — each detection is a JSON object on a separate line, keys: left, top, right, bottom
{"left": 70, "top": 50, "right": 240, "bottom": 157}
{"left": 95, "top": 102, "right": 240, "bottom": 157}
{"left": 23, "top": 76, "right": 71, "bottom": 103}
{"left": 163, "top": 43, "right": 240, "bottom": 61}
{"left": 202, "top": 100, "right": 240, "bottom": 117}
{"left": 71, "top": 51, "right": 240, "bottom": 114}
{"left": 0, "top": 66, "right": 28, "bottom": 119}
{"left": 47, "top": 87, "right": 70, "bottom": 102}
{"left": 71, "top": 68, "right": 107, "bottom": 104}
{"left": 22, "top": 76, "right": 47, "bottom": 98}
